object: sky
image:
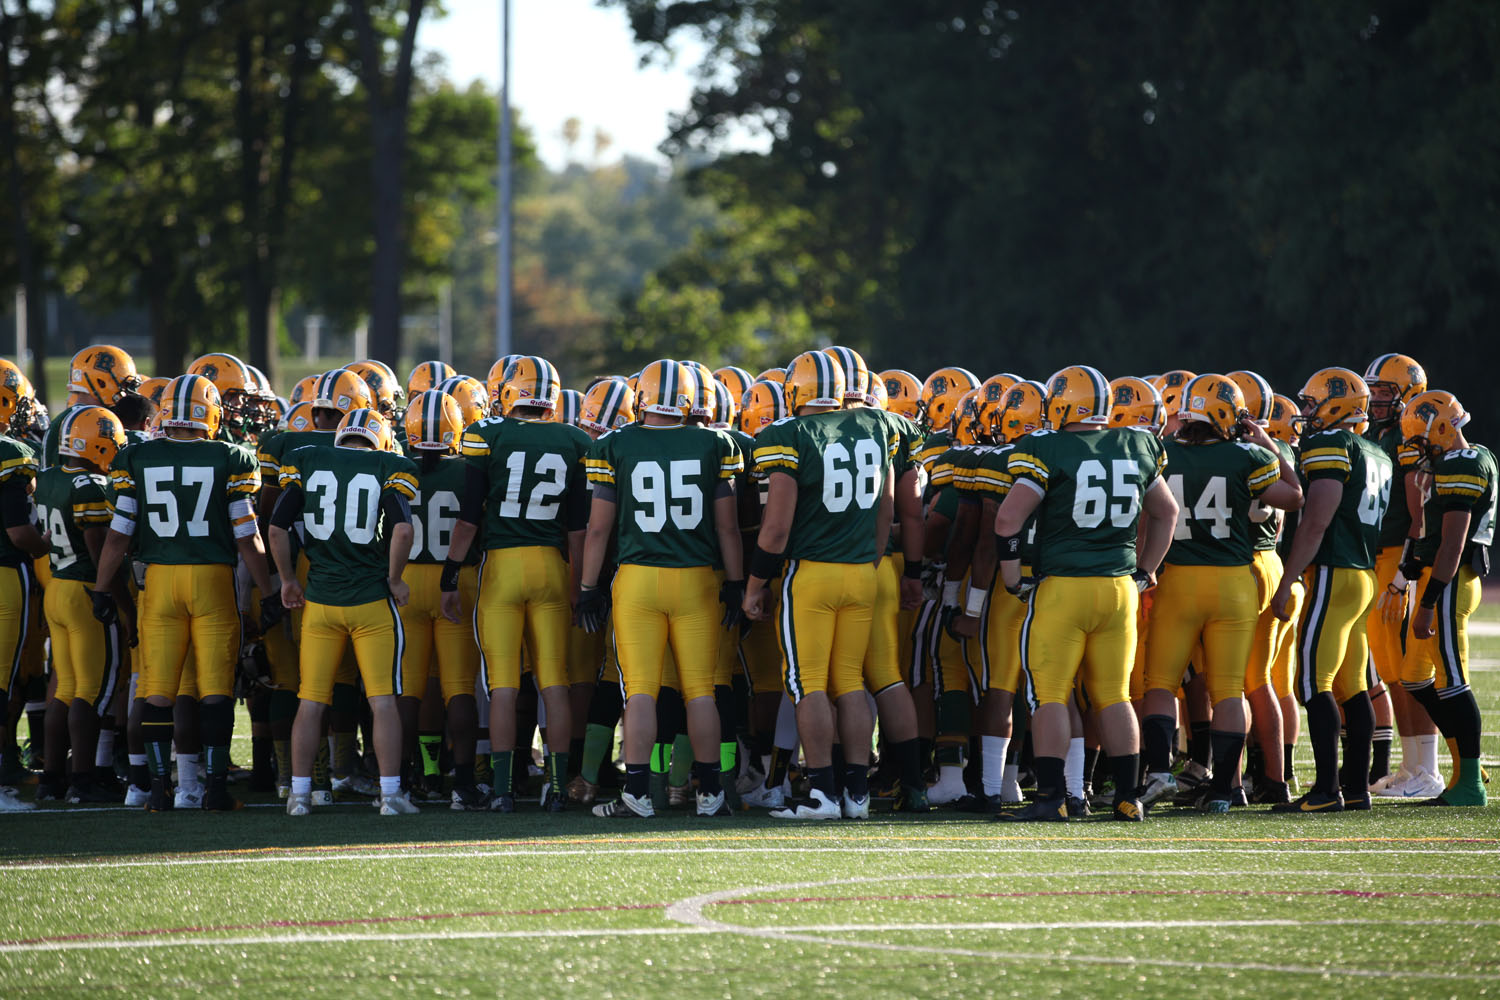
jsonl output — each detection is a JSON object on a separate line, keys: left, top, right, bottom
{"left": 418, "top": 0, "right": 712, "bottom": 171}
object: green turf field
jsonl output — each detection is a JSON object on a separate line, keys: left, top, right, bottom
{"left": 2, "top": 602, "right": 1498, "bottom": 998}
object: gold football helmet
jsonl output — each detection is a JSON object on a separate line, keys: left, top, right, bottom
{"left": 1108, "top": 376, "right": 1164, "bottom": 434}
{"left": 879, "top": 370, "right": 922, "bottom": 421}
{"left": 69, "top": 345, "right": 142, "bottom": 405}
{"left": 920, "top": 367, "right": 979, "bottom": 432}
{"left": 1150, "top": 370, "right": 1197, "bottom": 417}
{"left": 1226, "top": 370, "right": 1274, "bottom": 425}
{"left": 162, "top": 374, "right": 223, "bottom": 437}
{"left": 1364, "top": 353, "right": 1427, "bottom": 425}
{"left": 404, "top": 390, "right": 465, "bottom": 453}
{"left": 498, "top": 356, "right": 561, "bottom": 415}
{"left": 823, "top": 346, "right": 871, "bottom": 403}
{"left": 785, "top": 351, "right": 846, "bottom": 413}
{"left": 740, "top": 379, "right": 788, "bottom": 437}
{"left": 1045, "top": 365, "right": 1111, "bottom": 428}
{"left": 579, "top": 377, "right": 636, "bottom": 435}
{"left": 57, "top": 405, "right": 127, "bottom": 471}
{"left": 1401, "top": 390, "right": 1469, "bottom": 464}
{"left": 995, "top": 380, "right": 1048, "bottom": 442}
{"left": 1179, "top": 374, "right": 1248, "bottom": 440}
{"left": 1297, "top": 367, "right": 1369, "bottom": 433}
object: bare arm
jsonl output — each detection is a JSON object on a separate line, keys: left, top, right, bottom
{"left": 1137, "top": 477, "right": 1180, "bottom": 579}
{"left": 387, "top": 522, "right": 414, "bottom": 586}
{"left": 446, "top": 519, "right": 478, "bottom": 564}
{"left": 1279, "top": 479, "right": 1342, "bottom": 585}
{"left": 873, "top": 472, "right": 895, "bottom": 567}
{"left": 5, "top": 525, "right": 48, "bottom": 560}
{"left": 92, "top": 530, "right": 132, "bottom": 595}
{"left": 235, "top": 529, "right": 274, "bottom": 597}
{"left": 944, "top": 499, "right": 980, "bottom": 581}
{"left": 714, "top": 492, "right": 744, "bottom": 580}
{"left": 994, "top": 483, "right": 1043, "bottom": 592}
{"left": 1429, "top": 509, "right": 1470, "bottom": 586}
{"left": 580, "top": 494, "right": 616, "bottom": 588}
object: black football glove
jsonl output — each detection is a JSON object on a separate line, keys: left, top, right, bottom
{"left": 260, "top": 592, "right": 285, "bottom": 632}
{"left": 90, "top": 589, "right": 118, "bottom": 626}
{"left": 719, "top": 579, "right": 746, "bottom": 630}
{"left": 575, "top": 586, "right": 610, "bottom": 633}
{"left": 1130, "top": 570, "right": 1155, "bottom": 594}
{"left": 1397, "top": 538, "right": 1425, "bottom": 582}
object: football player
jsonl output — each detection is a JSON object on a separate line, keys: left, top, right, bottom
{"left": 1138, "top": 375, "right": 1301, "bottom": 812}
{"left": 270, "top": 408, "right": 420, "bottom": 816}
{"left": 744, "top": 350, "right": 897, "bottom": 820}
{"left": 1397, "top": 390, "right": 1492, "bottom": 806}
{"left": 994, "top": 365, "right": 1180, "bottom": 822}
{"left": 44, "top": 345, "right": 143, "bottom": 468}
{"left": 442, "top": 356, "right": 591, "bottom": 813}
{"left": 35, "top": 407, "right": 129, "bottom": 803}
{"left": 91, "top": 374, "right": 275, "bottom": 811}
{"left": 580, "top": 359, "right": 745, "bottom": 819}
{"left": 1269, "top": 368, "right": 1392, "bottom": 813}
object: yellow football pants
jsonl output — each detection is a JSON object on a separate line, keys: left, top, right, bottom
{"left": 1243, "top": 549, "right": 1283, "bottom": 694}
{"left": 399, "top": 563, "right": 480, "bottom": 702}
{"left": 475, "top": 546, "right": 569, "bottom": 692}
{"left": 862, "top": 556, "right": 906, "bottom": 695}
{"left": 1400, "top": 566, "right": 1481, "bottom": 693}
{"left": 570, "top": 623, "right": 607, "bottom": 686}
{"left": 1367, "top": 546, "right": 1405, "bottom": 685}
{"left": 137, "top": 564, "right": 240, "bottom": 700}
{"left": 778, "top": 558, "right": 876, "bottom": 702}
{"left": 45, "top": 578, "right": 122, "bottom": 712}
{"left": 981, "top": 581, "right": 1027, "bottom": 695}
{"left": 612, "top": 563, "right": 720, "bottom": 701}
{"left": 1270, "top": 577, "right": 1304, "bottom": 700}
{"left": 1296, "top": 565, "right": 1376, "bottom": 704}
{"left": 298, "top": 597, "right": 405, "bottom": 704}
{"left": 1145, "top": 563, "right": 1260, "bottom": 704}
{"left": 1, "top": 563, "right": 34, "bottom": 695}
{"left": 1020, "top": 575, "right": 1137, "bottom": 711}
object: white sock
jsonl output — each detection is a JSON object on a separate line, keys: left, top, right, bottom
{"left": 379, "top": 775, "right": 401, "bottom": 797}
{"left": 129, "top": 753, "right": 147, "bottom": 767}
{"left": 95, "top": 729, "right": 116, "bottom": 768}
{"left": 177, "top": 753, "right": 200, "bottom": 791}
{"left": 1001, "top": 764, "right": 1022, "bottom": 802}
{"left": 774, "top": 695, "right": 799, "bottom": 749}
{"left": 1416, "top": 734, "right": 1440, "bottom": 775}
{"left": 24, "top": 700, "right": 44, "bottom": 714}
{"left": 1397, "top": 735, "right": 1416, "bottom": 773}
{"left": 981, "top": 735, "right": 1010, "bottom": 796}
{"left": 1065, "top": 738, "right": 1085, "bottom": 798}
{"left": 476, "top": 739, "right": 491, "bottom": 758}
{"left": 537, "top": 698, "right": 547, "bottom": 729}
{"left": 291, "top": 776, "right": 312, "bottom": 796}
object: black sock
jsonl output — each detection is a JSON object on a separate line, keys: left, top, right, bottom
{"left": 1245, "top": 741, "right": 1265, "bottom": 784}
{"left": 1110, "top": 753, "right": 1140, "bottom": 803}
{"left": 1143, "top": 714, "right": 1175, "bottom": 772}
{"left": 918, "top": 737, "right": 935, "bottom": 773}
{"left": 1081, "top": 746, "right": 1099, "bottom": 792}
{"left": 1405, "top": 682, "right": 1451, "bottom": 737}
{"left": 141, "top": 704, "right": 174, "bottom": 780}
{"left": 892, "top": 737, "right": 922, "bottom": 790}
{"left": 807, "top": 764, "right": 836, "bottom": 799}
{"left": 1188, "top": 721, "right": 1210, "bottom": 767}
{"left": 1209, "top": 731, "right": 1245, "bottom": 794}
{"left": 692, "top": 761, "right": 721, "bottom": 796}
{"left": 1304, "top": 693, "right": 1341, "bottom": 796}
{"left": 1034, "top": 755, "right": 1065, "bottom": 801}
{"left": 1370, "top": 726, "right": 1393, "bottom": 783}
{"left": 844, "top": 761, "right": 869, "bottom": 800}
{"left": 1340, "top": 692, "right": 1374, "bottom": 796}
{"left": 1442, "top": 689, "right": 1483, "bottom": 759}
{"left": 1283, "top": 742, "right": 1296, "bottom": 778}
{"left": 830, "top": 743, "right": 845, "bottom": 795}
{"left": 767, "top": 746, "right": 791, "bottom": 788}
{"left": 625, "top": 762, "right": 650, "bottom": 799}
{"left": 568, "top": 737, "right": 584, "bottom": 778}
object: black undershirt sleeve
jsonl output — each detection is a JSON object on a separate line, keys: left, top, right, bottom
{"left": 460, "top": 464, "right": 487, "bottom": 523}
{"left": 0, "top": 480, "right": 30, "bottom": 530}
{"left": 269, "top": 485, "right": 305, "bottom": 530}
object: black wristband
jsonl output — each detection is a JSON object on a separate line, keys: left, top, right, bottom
{"left": 749, "top": 545, "right": 785, "bottom": 581}
{"left": 1419, "top": 577, "right": 1447, "bottom": 610}
{"left": 902, "top": 559, "right": 924, "bottom": 580}
{"left": 439, "top": 559, "right": 462, "bottom": 593}
{"left": 995, "top": 532, "right": 1023, "bottom": 560}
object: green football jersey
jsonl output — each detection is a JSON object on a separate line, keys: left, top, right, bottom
{"left": 108, "top": 437, "right": 261, "bottom": 566}
{"left": 1297, "top": 427, "right": 1392, "bottom": 570}
{"left": 916, "top": 428, "right": 951, "bottom": 479}
{"left": 1250, "top": 437, "right": 1295, "bottom": 552}
{"left": 1006, "top": 427, "right": 1165, "bottom": 578}
{"left": 460, "top": 416, "right": 592, "bottom": 552}
{"left": 1162, "top": 437, "right": 1280, "bottom": 567}
{"left": 586, "top": 423, "right": 741, "bottom": 569}
{"left": 879, "top": 410, "right": 923, "bottom": 478}
{"left": 1428, "top": 443, "right": 1498, "bottom": 566}
{"left": 258, "top": 428, "right": 336, "bottom": 483}
{"left": 1367, "top": 421, "right": 1419, "bottom": 549}
{"left": 0, "top": 436, "right": 38, "bottom": 567}
{"left": 279, "top": 444, "right": 418, "bottom": 605}
{"left": 33, "top": 465, "right": 111, "bottom": 582}
{"left": 960, "top": 441, "right": 1039, "bottom": 565}
{"left": 752, "top": 408, "right": 896, "bottom": 565}
{"left": 407, "top": 454, "right": 471, "bottom": 565}
{"left": 931, "top": 444, "right": 978, "bottom": 494}
{"left": 728, "top": 428, "right": 763, "bottom": 532}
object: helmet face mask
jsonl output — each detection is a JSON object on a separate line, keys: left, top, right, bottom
{"left": 1400, "top": 390, "right": 1468, "bottom": 468}
{"left": 1363, "top": 353, "right": 1427, "bottom": 425}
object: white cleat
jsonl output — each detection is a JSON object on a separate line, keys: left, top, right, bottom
{"left": 173, "top": 786, "right": 203, "bottom": 810}
{"left": 1000, "top": 778, "right": 1024, "bottom": 804}
{"left": 927, "top": 774, "right": 968, "bottom": 806}
{"left": 1370, "top": 767, "right": 1412, "bottom": 794}
{"left": 1139, "top": 771, "right": 1179, "bottom": 806}
{"left": 770, "top": 788, "right": 841, "bottom": 820}
{"left": 696, "top": 790, "right": 731, "bottom": 817}
{"left": 1177, "top": 761, "right": 1211, "bottom": 790}
{"left": 742, "top": 784, "right": 786, "bottom": 810}
{"left": 123, "top": 785, "right": 150, "bottom": 808}
{"left": 735, "top": 766, "right": 767, "bottom": 796}
{"left": 311, "top": 789, "right": 334, "bottom": 807}
{"left": 332, "top": 774, "right": 380, "bottom": 798}
{"left": 378, "top": 790, "right": 421, "bottom": 815}
{"left": 285, "top": 792, "right": 311, "bottom": 817}
{"left": 841, "top": 791, "right": 870, "bottom": 820}
{"left": 593, "top": 791, "right": 654, "bottom": 818}
{"left": 0, "top": 788, "right": 36, "bottom": 811}
{"left": 1394, "top": 768, "right": 1446, "bottom": 799}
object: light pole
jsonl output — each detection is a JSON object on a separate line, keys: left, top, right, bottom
{"left": 496, "top": 0, "right": 512, "bottom": 361}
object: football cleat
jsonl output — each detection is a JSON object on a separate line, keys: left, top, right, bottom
{"left": 310, "top": 789, "right": 334, "bottom": 807}
{"left": 1370, "top": 766, "right": 1413, "bottom": 795}
{"left": 667, "top": 783, "right": 692, "bottom": 808}
{"left": 1421, "top": 784, "right": 1487, "bottom": 807}
{"left": 201, "top": 783, "right": 243, "bottom": 812}
{"left": 769, "top": 788, "right": 842, "bottom": 820}
{"left": 1176, "top": 761, "right": 1211, "bottom": 790}
{"left": 1380, "top": 768, "right": 1445, "bottom": 799}
{"left": 1249, "top": 780, "right": 1291, "bottom": 805}
{"left": 173, "top": 786, "right": 202, "bottom": 810}
{"left": 926, "top": 770, "right": 968, "bottom": 806}
{"left": 285, "top": 792, "right": 311, "bottom": 817}
{"left": 1196, "top": 789, "right": 1231, "bottom": 814}
{"left": 451, "top": 786, "right": 493, "bottom": 812}
{"left": 1066, "top": 794, "right": 1092, "bottom": 818}
{"left": 34, "top": 782, "right": 66, "bottom": 803}
{"left": 1139, "top": 771, "right": 1178, "bottom": 806}
{"left": 565, "top": 775, "right": 599, "bottom": 804}
{"left": 539, "top": 781, "right": 567, "bottom": 813}
{"left": 742, "top": 784, "right": 786, "bottom": 810}
{"left": 1271, "top": 790, "right": 1344, "bottom": 813}
{"left": 1112, "top": 798, "right": 1146, "bottom": 822}
{"left": 893, "top": 785, "right": 931, "bottom": 813}
{"left": 67, "top": 780, "right": 123, "bottom": 804}
{"left": 734, "top": 764, "right": 767, "bottom": 796}
{"left": 1230, "top": 786, "right": 1249, "bottom": 808}
{"left": 593, "top": 792, "right": 654, "bottom": 818}
{"left": 378, "top": 791, "right": 421, "bottom": 816}
{"left": 124, "top": 784, "right": 150, "bottom": 808}
{"left": 1341, "top": 789, "right": 1373, "bottom": 811}
{"left": 489, "top": 793, "right": 516, "bottom": 814}
{"left": 332, "top": 774, "right": 380, "bottom": 798}
{"left": 697, "top": 790, "right": 732, "bottom": 817}
{"left": 0, "top": 788, "right": 36, "bottom": 812}
{"left": 996, "top": 796, "right": 1068, "bottom": 822}
{"left": 841, "top": 791, "right": 870, "bottom": 820}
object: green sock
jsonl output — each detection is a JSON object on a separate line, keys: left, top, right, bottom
{"left": 669, "top": 733, "right": 692, "bottom": 787}
{"left": 651, "top": 743, "right": 671, "bottom": 775}
{"left": 206, "top": 745, "right": 230, "bottom": 778}
{"left": 490, "top": 750, "right": 513, "bottom": 796}
{"left": 581, "top": 723, "right": 613, "bottom": 784}
{"left": 419, "top": 735, "right": 443, "bottom": 777}
{"left": 548, "top": 751, "right": 569, "bottom": 792}
{"left": 313, "top": 741, "right": 331, "bottom": 791}
{"left": 719, "top": 741, "right": 737, "bottom": 775}
{"left": 331, "top": 731, "right": 355, "bottom": 780}
{"left": 273, "top": 739, "right": 292, "bottom": 785}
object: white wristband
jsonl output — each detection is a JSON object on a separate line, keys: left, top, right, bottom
{"left": 964, "top": 585, "right": 987, "bottom": 618}
{"left": 941, "top": 580, "right": 961, "bottom": 608}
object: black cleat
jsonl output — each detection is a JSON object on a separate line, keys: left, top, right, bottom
{"left": 201, "top": 782, "right": 243, "bottom": 812}
{"left": 995, "top": 796, "right": 1067, "bottom": 822}
{"left": 1271, "top": 790, "right": 1344, "bottom": 814}
{"left": 1249, "top": 780, "right": 1291, "bottom": 805}
{"left": 146, "top": 779, "right": 175, "bottom": 813}
{"left": 1112, "top": 797, "right": 1146, "bottom": 821}
{"left": 1066, "top": 794, "right": 1092, "bottom": 817}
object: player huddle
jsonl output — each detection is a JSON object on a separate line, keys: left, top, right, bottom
{"left": 0, "top": 345, "right": 1489, "bottom": 821}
